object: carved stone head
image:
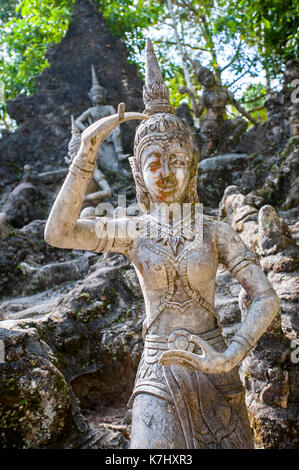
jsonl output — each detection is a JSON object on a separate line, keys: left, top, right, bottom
{"left": 130, "top": 39, "right": 199, "bottom": 211}
{"left": 89, "top": 65, "right": 107, "bottom": 105}
{"left": 191, "top": 60, "right": 217, "bottom": 88}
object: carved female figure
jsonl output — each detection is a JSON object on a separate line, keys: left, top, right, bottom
{"left": 45, "top": 39, "right": 280, "bottom": 449}
{"left": 180, "top": 60, "right": 257, "bottom": 158}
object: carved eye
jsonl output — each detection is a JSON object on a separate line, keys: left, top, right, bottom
{"left": 170, "top": 154, "right": 185, "bottom": 166}
{"left": 149, "top": 159, "right": 161, "bottom": 171}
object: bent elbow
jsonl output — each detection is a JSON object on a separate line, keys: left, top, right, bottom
{"left": 44, "top": 222, "right": 64, "bottom": 248}
{"left": 263, "top": 290, "right": 280, "bottom": 320}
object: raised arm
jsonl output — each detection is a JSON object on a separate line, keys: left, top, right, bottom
{"left": 44, "top": 104, "right": 147, "bottom": 251}
{"left": 160, "top": 221, "right": 280, "bottom": 373}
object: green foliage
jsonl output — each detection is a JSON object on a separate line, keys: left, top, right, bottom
{"left": 224, "top": 0, "right": 299, "bottom": 76}
{"left": 240, "top": 83, "right": 267, "bottom": 122}
{"left": 0, "top": 0, "right": 162, "bottom": 105}
{"left": 0, "top": 0, "right": 20, "bottom": 24}
{"left": 0, "top": 0, "right": 297, "bottom": 127}
{"left": 98, "top": 0, "right": 163, "bottom": 63}
{"left": 0, "top": 0, "right": 74, "bottom": 101}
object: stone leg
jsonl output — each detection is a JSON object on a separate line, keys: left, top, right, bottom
{"left": 130, "top": 393, "right": 185, "bottom": 449}
{"left": 79, "top": 206, "right": 96, "bottom": 218}
{"left": 98, "top": 142, "right": 119, "bottom": 172}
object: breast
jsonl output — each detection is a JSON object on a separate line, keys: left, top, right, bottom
{"left": 134, "top": 241, "right": 169, "bottom": 290}
{"left": 185, "top": 243, "right": 217, "bottom": 289}
{"left": 133, "top": 236, "right": 217, "bottom": 293}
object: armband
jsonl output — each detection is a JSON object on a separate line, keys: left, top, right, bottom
{"left": 228, "top": 250, "right": 259, "bottom": 276}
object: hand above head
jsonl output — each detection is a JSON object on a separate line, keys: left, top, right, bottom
{"left": 74, "top": 103, "right": 148, "bottom": 166}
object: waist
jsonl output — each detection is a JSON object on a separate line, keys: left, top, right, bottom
{"left": 144, "top": 327, "right": 224, "bottom": 364}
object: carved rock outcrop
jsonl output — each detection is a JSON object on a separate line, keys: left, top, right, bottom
{"left": 219, "top": 189, "right": 299, "bottom": 448}
{"left": 0, "top": 254, "right": 144, "bottom": 448}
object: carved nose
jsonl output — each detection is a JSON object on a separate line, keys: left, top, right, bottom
{"left": 161, "top": 160, "right": 170, "bottom": 177}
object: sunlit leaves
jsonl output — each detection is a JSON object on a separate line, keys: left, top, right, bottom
{"left": 0, "top": 0, "right": 74, "bottom": 100}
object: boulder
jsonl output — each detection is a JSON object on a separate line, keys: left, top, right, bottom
{"left": 0, "top": 255, "right": 144, "bottom": 448}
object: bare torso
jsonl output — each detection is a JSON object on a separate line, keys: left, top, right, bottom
{"left": 202, "top": 87, "right": 229, "bottom": 120}
{"left": 131, "top": 220, "right": 218, "bottom": 336}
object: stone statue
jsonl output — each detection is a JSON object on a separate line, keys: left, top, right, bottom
{"left": 65, "top": 115, "right": 111, "bottom": 218}
{"left": 45, "top": 39, "right": 280, "bottom": 449}
{"left": 180, "top": 60, "right": 257, "bottom": 158}
{"left": 75, "top": 65, "right": 130, "bottom": 172}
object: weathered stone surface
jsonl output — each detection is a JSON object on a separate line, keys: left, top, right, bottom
{"left": 0, "top": 255, "right": 144, "bottom": 448}
{"left": 0, "top": 220, "right": 78, "bottom": 297}
{"left": 197, "top": 152, "right": 277, "bottom": 208}
{"left": 0, "top": 326, "right": 72, "bottom": 449}
{"left": 219, "top": 185, "right": 259, "bottom": 249}
{"left": 258, "top": 205, "right": 297, "bottom": 256}
{"left": 220, "top": 190, "right": 299, "bottom": 448}
{"left": 215, "top": 269, "right": 242, "bottom": 326}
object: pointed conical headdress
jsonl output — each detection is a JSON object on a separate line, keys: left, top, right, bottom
{"left": 131, "top": 38, "right": 199, "bottom": 210}
{"left": 134, "top": 38, "right": 192, "bottom": 154}
{"left": 90, "top": 65, "right": 106, "bottom": 95}
{"left": 143, "top": 38, "right": 174, "bottom": 116}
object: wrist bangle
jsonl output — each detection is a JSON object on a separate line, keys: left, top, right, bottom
{"left": 69, "top": 165, "right": 92, "bottom": 180}
{"left": 72, "top": 157, "right": 95, "bottom": 173}
{"left": 233, "top": 333, "right": 255, "bottom": 352}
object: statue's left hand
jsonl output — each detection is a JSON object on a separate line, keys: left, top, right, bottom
{"left": 159, "top": 335, "right": 237, "bottom": 374}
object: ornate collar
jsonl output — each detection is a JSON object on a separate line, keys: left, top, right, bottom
{"left": 138, "top": 212, "right": 199, "bottom": 255}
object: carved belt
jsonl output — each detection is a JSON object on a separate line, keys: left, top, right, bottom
{"left": 144, "top": 327, "right": 223, "bottom": 364}
{"left": 129, "top": 327, "right": 244, "bottom": 406}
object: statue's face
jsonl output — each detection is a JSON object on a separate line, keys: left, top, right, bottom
{"left": 91, "top": 90, "right": 106, "bottom": 105}
{"left": 199, "top": 71, "right": 215, "bottom": 88}
{"left": 141, "top": 140, "right": 192, "bottom": 204}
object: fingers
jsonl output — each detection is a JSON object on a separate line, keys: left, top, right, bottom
{"left": 159, "top": 350, "right": 206, "bottom": 371}
{"left": 118, "top": 102, "right": 126, "bottom": 119}
{"left": 190, "top": 335, "right": 215, "bottom": 355}
{"left": 159, "top": 349, "right": 231, "bottom": 374}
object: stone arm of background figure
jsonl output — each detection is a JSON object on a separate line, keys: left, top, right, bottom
{"left": 160, "top": 222, "right": 280, "bottom": 374}
{"left": 75, "top": 109, "right": 94, "bottom": 132}
{"left": 44, "top": 105, "right": 147, "bottom": 252}
{"left": 108, "top": 105, "right": 131, "bottom": 161}
{"left": 227, "top": 90, "right": 257, "bottom": 125}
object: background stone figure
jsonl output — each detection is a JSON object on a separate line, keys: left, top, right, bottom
{"left": 75, "top": 65, "right": 130, "bottom": 172}
{"left": 65, "top": 115, "right": 111, "bottom": 218}
{"left": 44, "top": 39, "right": 280, "bottom": 449}
{"left": 180, "top": 60, "right": 257, "bottom": 158}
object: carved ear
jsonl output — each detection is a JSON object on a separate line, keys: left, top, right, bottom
{"left": 128, "top": 157, "right": 146, "bottom": 190}
{"left": 134, "top": 171, "right": 147, "bottom": 192}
